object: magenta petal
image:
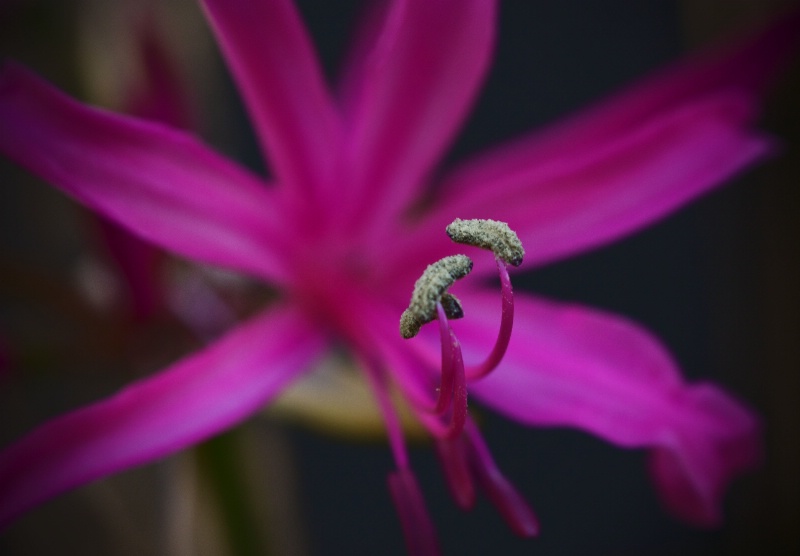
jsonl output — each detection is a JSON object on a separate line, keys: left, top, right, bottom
{"left": 395, "top": 13, "right": 798, "bottom": 271}
{"left": 0, "top": 304, "right": 327, "bottom": 529}
{"left": 647, "top": 383, "right": 763, "bottom": 526}
{"left": 458, "top": 292, "right": 761, "bottom": 524}
{"left": 343, "top": 0, "right": 496, "bottom": 230}
{"left": 0, "top": 62, "right": 291, "bottom": 283}
{"left": 447, "top": 92, "right": 775, "bottom": 267}
{"left": 200, "top": 0, "right": 341, "bottom": 195}
{"left": 396, "top": 91, "right": 774, "bottom": 277}
{"left": 447, "top": 9, "right": 799, "bottom": 193}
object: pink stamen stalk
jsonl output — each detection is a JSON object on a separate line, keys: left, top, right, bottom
{"left": 445, "top": 329, "right": 468, "bottom": 439}
{"left": 361, "top": 353, "right": 408, "bottom": 469}
{"left": 465, "top": 421, "right": 539, "bottom": 537}
{"left": 407, "top": 304, "right": 468, "bottom": 441}
{"left": 361, "top": 354, "right": 442, "bottom": 555}
{"left": 466, "top": 256, "right": 515, "bottom": 380}
{"left": 388, "top": 468, "right": 442, "bottom": 556}
{"left": 433, "top": 433, "right": 476, "bottom": 510}
{"left": 433, "top": 302, "right": 468, "bottom": 439}
{"left": 433, "top": 302, "right": 456, "bottom": 415}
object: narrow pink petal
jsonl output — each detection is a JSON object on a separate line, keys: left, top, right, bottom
{"left": 456, "top": 291, "right": 761, "bottom": 525}
{"left": 342, "top": 0, "right": 496, "bottom": 233}
{"left": 393, "top": 91, "right": 774, "bottom": 278}
{"left": 448, "top": 92, "right": 774, "bottom": 267}
{"left": 647, "top": 384, "right": 763, "bottom": 526}
{"left": 0, "top": 304, "right": 327, "bottom": 528}
{"left": 0, "top": 62, "right": 291, "bottom": 283}
{"left": 393, "top": 12, "right": 798, "bottom": 272}
{"left": 200, "top": 0, "right": 341, "bottom": 196}
{"left": 446, "top": 9, "right": 799, "bottom": 193}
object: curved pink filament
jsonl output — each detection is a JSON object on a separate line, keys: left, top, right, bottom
{"left": 445, "top": 329, "right": 468, "bottom": 439}
{"left": 466, "top": 256, "right": 515, "bottom": 380}
{"left": 360, "top": 353, "right": 409, "bottom": 469}
{"left": 433, "top": 302, "right": 456, "bottom": 415}
{"left": 424, "top": 302, "right": 468, "bottom": 439}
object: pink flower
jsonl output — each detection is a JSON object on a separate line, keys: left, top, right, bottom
{"left": 0, "top": 0, "right": 796, "bottom": 552}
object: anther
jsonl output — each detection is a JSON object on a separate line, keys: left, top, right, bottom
{"left": 446, "top": 218, "right": 525, "bottom": 267}
{"left": 439, "top": 293, "right": 464, "bottom": 320}
{"left": 400, "top": 255, "right": 472, "bottom": 339}
{"left": 399, "top": 293, "right": 464, "bottom": 341}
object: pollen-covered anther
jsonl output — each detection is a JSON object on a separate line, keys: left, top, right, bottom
{"left": 446, "top": 218, "right": 525, "bottom": 267}
{"left": 400, "top": 255, "right": 472, "bottom": 339}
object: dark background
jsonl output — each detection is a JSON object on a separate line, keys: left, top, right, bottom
{"left": 1, "top": 1, "right": 798, "bottom": 555}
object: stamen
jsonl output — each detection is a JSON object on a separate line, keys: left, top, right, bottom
{"left": 434, "top": 434, "right": 476, "bottom": 510}
{"left": 438, "top": 292, "right": 464, "bottom": 320}
{"left": 400, "top": 292, "right": 464, "bottom": 343}
{"left": 400, "top": 255, "right": 472, "bottom": 339}
{"left": 360, "top": 356, "right": 442, "bottom": 554}
{"left": 388, "top": 468, "right": 442, "bottom": 556}
{"left": 466, "top": 256, "right": 515, "bottom": 380}
{"left": 433, "top": 303, "right": 456, "bottom": 416}
{"left": 446, "top": 218, "right": 524, "bottom": 267}
{"left": 427, "top": 302, "right": 468, "bottom": 439}
{"left": 443, "top": 323, "right": 468, "bottom": 439}
{"left": 465, "top": 422, "right": 539, "bottom": 537}
{"left": 392, "top": 218, "right": 531, "bottom": 545}
{"left": 360, "top": 354, "right": 408, "bottom": 469}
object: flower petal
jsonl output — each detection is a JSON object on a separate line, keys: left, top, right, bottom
{"left": 342, "top": 0, "right": 496, "bottom": 232}
{"left": 200, "top": 0, "right": 341, "bottom": 196}
{"left": 443, "top": 92, "right": 775, "bottom": 268}
{"left": 457, "top": 291, "right": 761, "bottom": 525}
{"left": 0, "top": 304, "right": 327, "bottom": 529}
{"left": 395, "top": 13, "right": 797, "bottom": 272}
{"left": 0, "top": 62, "right": 291, "bottom": 283}
{"left": 447, "top": 8, "right": 800, "bottom": 198}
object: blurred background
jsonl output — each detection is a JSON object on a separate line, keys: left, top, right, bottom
{"left": 1, "top": 0, "right": 798, "bottom": 554}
